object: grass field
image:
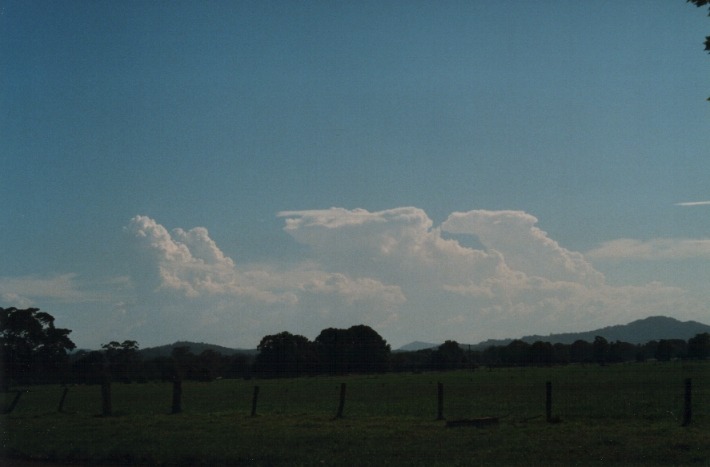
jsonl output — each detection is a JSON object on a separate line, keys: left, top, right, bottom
{"left": 1, "top": 361, "right": 709, "bottom": 465}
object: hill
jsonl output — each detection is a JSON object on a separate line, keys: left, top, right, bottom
{"left": 472, "top": 316, "right": 710, "bottom": 349}
{"left": 395, "top": 341, "right": 439, "bottom": 352}
{"left": 139, "top": 341, "right": 257, "bottom": 359}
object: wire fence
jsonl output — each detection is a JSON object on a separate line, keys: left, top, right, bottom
{"left": 2, "top": 362, "right": 708, "bottom": 427}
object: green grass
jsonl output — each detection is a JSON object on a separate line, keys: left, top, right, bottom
{"left": 2, "top": 361, "right": 709, "bottom": 465}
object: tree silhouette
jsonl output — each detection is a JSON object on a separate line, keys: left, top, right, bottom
{"left": 530, "top": 341, "right": 553, "bottom": 367}
{"left": 687, "top": 0, "right": 710, "bottom": 99}
{"left": 687, "top": 332, "right": 710, "bottom": 359}
{"left": 431, "top": 340, "right": 466, "bottom": 370}
{"left": 345, "top": 325, "right": 390, "bottom": 373}
{"left": 315, "top": 327, "right": 349, "bottom": 374}
{"left": 254, "top": 331, "right": 317, "bottom": 377}
{"left": 502, "top": 340, "right": 531, "bottom": 366}
{"left": 315, "top": 325, "right": 390, "bottom": 374}
{"left": 1, "top": 307, "right": 76, "bottom": 386}
{"left": 102, "top": 340, "right": 141, "bottom": 383}
{"left": 593, "top": 336, "right": 609, "bottom": 365}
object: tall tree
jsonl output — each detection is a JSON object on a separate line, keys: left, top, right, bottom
{"left": 315, "top": 325, "right": 390, "bottom": 374}
{"left": 687, "top": 332, "right": 710, "bottom": 359}
{"left": 254, "top": 331, "right": 317, "bottom": 377}
{"left": 102, "top": 340, "right": 141, "bottom": 383}
{"left": 0, "top": 307, "right": 76, "bottom": 386}
{"left": 593, "top": 336, "right": 609, "bottom": 365}
{"left": 346, "top": 325, "right": 390, "bottom": 373}
{"left": 431, "top": 340, "right": 466, "bottom": 370}
{"left": 315, "top": 327, "right": 350, "bottom": 374}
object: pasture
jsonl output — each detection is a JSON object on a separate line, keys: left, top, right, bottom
{"left": 1, "top": 361, "right": 709, "bottom": 465}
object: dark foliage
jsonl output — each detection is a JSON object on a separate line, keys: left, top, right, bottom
{"left": 315, "top": 325, "right": 390, "bottom": 374}
{"left": 0, "top": 307, "right": 75, "bottom": 386}
{"left": 431, "top": 340, "right": 467, "bottom": 370}
{"left": 687, "top": 0, "right": 710, "bottom": 99}
{"left": 687, "top": 332, "right": 710, "bottom": 359}
{"left": 253, "top": 331, "right": 318, "bottom": 377}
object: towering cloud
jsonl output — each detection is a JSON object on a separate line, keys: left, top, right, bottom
{"left": 122, "top": 215, "right": 406, "bottom": 344}
{"left": 113, "top": 208, "right": 707, "bottom": 347}
{"left": 441, "top": 210, "right": 604, "bottom": 286}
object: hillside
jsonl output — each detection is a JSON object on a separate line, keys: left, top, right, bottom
{"left": 118, "top": 316, "right": 709, "bottom": 355}
{"left": 395, "top": 341, "right": 439, "bottom": 352}
{"left": 139, "top": 341, "right": 257, "bottom": 359}
{"left": 472, "top": 316, "right": 710, "bottom": 349}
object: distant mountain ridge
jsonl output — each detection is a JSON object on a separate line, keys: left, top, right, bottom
{"left": 472, "top": 316, "right": 710, "bottom": 350}
{"left": 395, "top": 341, "right": 439, "bottom": 352}
{"left": 139, "top": 341, "right": 257, "bottom": 359}
{"left": 397, "top": 316, "right": 710, "bottom": 351}
{"left": 101, "top": 316, "right": 709, "bottom": 355}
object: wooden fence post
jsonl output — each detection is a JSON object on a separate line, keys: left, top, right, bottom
{"left": 436, "top": 382, "right": 445, "bottom": 420}
{"left": 101, "top": 373, "right": 112, "bottom": 417}
{"left": 335, "top": 383, "right": 346, "bottom": 419}
{"left": 171, "top": 377, "right": 183, "bottom": 414}
{"left": 681, "top": 378, "right": 692, "bottom": 427}
{"left": 2, "top": 391, "right": 23, "bottom": 414}
{"left": 545, "top": 381, "right": 552, "bottom": 423}
{"left": 250, "top": 385, "right": 260, "bottom": 417}
{"left": 58, "top": 386, "right": 69, "bottom": 413}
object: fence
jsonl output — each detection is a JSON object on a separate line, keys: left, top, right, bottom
{"left": 2, "top": 362, "right": 708, "bottom": 427}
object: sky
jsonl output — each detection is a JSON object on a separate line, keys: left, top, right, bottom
{"left": 2, "top": 1, "right": 709, "bottom": 350}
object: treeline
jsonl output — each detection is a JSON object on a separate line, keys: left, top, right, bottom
{"left": 39, "top": 332, "right": 710, "bottom": 385}
{"left": 1, "top": 306, "right": 393, "bottom": 385}
{"left": 67, "top": 324, "right": 391, "bottom": 383}
{"left": 393, "top": 334, "right": 710, "bottom": 372}
{"left": 69, "top": 341, "right": 252, "bottom": 384}
{"left": 2, "top": 307, "right": 710, "bottom": 387}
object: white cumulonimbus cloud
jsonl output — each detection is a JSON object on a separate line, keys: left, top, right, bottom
{"left": 441, "top": 210, "right": 604, "bottom": 287}
{"left": 114, "top": 208, "right": 707, "bottom": 347}
{"left": 122, "top": 215, "right": 406, "bottom": 344}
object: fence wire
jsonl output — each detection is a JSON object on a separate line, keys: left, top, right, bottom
{"left": 2, "top": 362, "right": 708, "bottom": 426}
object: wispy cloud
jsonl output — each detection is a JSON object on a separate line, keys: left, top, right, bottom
{"left": 587, "top": 238, "right": 710, "bottom": 260}
{"left": 675, "top": 201, "right": 710, "bottom": 206}
{"left": 0, "top": 273, "right": 108, "bottom": 305}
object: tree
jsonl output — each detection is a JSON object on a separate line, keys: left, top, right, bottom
{"left": 687, "top": 0, "right": 710, "bottom": 99}
{"left": 687, "top": 332, "right": 710, "bottom": 359}
{"left": 70, "top": 350, "right": 105, "bottom": 384}
{"left": 501, "top": 340, "right": 530, "bottom": 366}
{"left": 552, "top": 343, "right": 570, "bottom": 365}
{"left": 315, "top": 327, "right": 350, "bottom": 374}
{"left": 194, "top": 349, "right": 225, "bottom": 381}
{"left": 530, "top": 341, "right": 553, "bottom": 367}
{"left": 593, "top": 336, "right": 609, "bottom": 365}
{"left": 688, "top": 0, "right": 710, "bottom": 50}
{"left": 254, "top": 331, "right": 317, "bottom": 377}
{"left": 431, "top": 340, "right": 466, "bottom": 370}
{"left": 102, "top": 340, "right": 141, "bottom": 383}
{"left": 1, "top": 307, "right": 76, "bottom": 386}
{"left": 654, "top": 339, "right": 674, "bottom": 361}
{"left": 654, "top": 339, "right": 687, "bottom": 361}
{"left": 314, "top": 325, "right": 390, "bottom": 374}
{"left": 345, "top": 325, "right": 390, "bottom": 373}
{"left": 569, "top": 340, "right": 593, "bottom": 363}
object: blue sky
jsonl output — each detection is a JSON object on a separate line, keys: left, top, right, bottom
{"left": 2, "top": 1, "right": 709, "bottom": 349}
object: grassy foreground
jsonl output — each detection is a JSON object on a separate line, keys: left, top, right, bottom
{"left": 1, "top": 362, "right": 709, "bottom": 465}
